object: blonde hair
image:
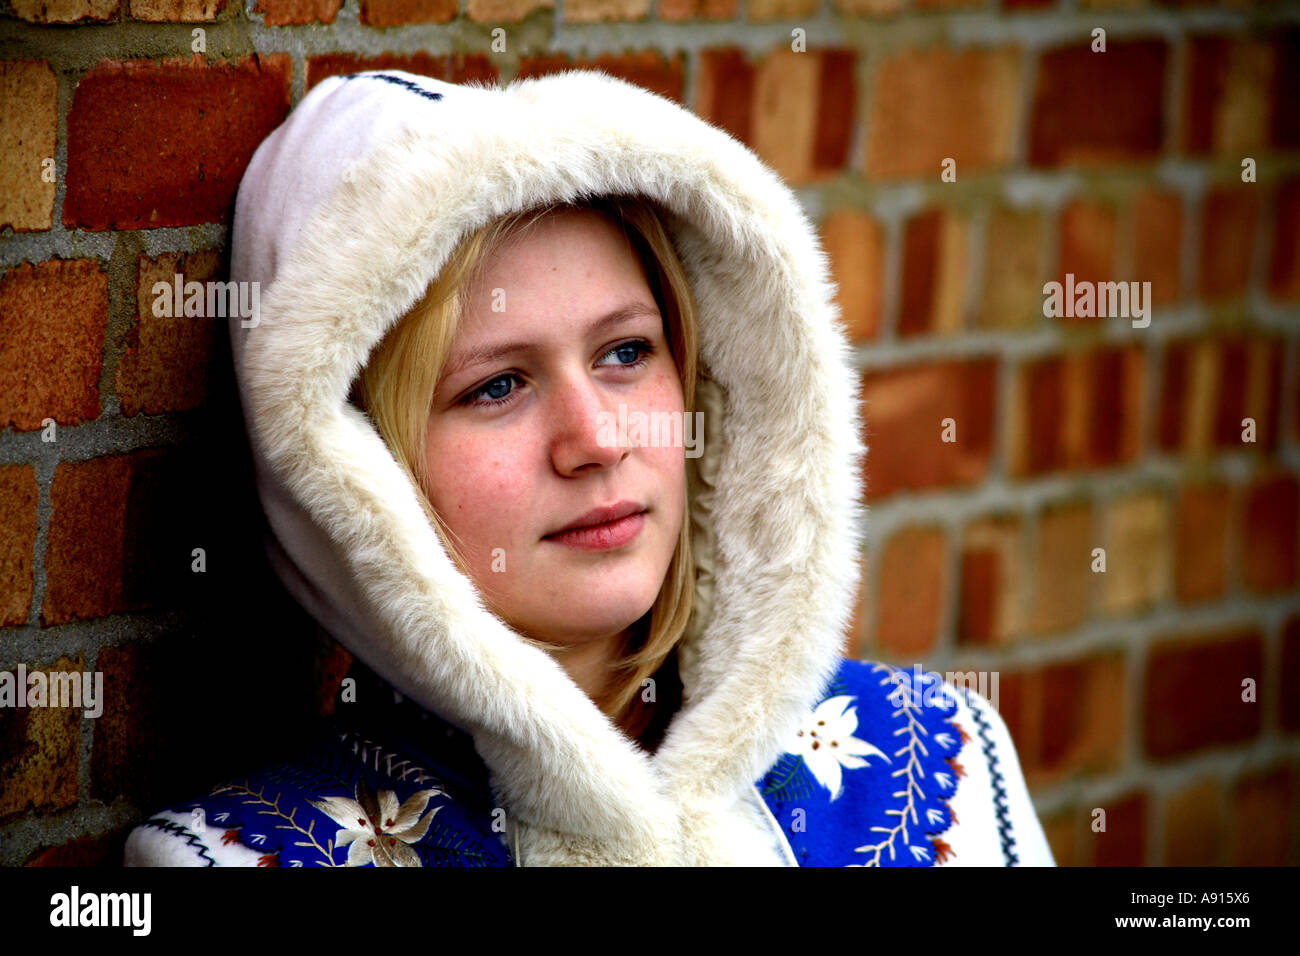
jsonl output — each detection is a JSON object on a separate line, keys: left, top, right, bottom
{"left": 356, "top": 195, "right": 698, "bottom": 742}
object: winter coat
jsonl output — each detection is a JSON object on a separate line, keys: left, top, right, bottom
{"left": 123, "top": 68, "right": 1055, "bottom": 867}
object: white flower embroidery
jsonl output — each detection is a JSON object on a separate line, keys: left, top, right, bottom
{"left": 790, "top": 695, "right": 890, "bottom": 801}
{"left": 311, "top": 779, "right": 445, "bottom": 867}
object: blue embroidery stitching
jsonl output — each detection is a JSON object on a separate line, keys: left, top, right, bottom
{"left": 964, "top": 688, "right": 1019, "bottom": 866}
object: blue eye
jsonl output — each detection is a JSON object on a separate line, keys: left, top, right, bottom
{"left": 461, "top": 339, "right": 655, "bottom": 409}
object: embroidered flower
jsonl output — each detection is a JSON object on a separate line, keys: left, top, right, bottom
{"left": 790, "top": 695, "right": 889, "bottom": 801}
{"left": 311, "top": 779, "right": 444, "bottom": 867}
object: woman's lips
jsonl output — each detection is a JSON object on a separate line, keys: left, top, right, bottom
{"left": 543, "top": 510, "right": 647, "bottom": 551}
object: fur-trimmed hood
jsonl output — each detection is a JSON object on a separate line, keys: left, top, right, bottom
{"left": 228, "top": 69, "right": 865, "bottom": 866}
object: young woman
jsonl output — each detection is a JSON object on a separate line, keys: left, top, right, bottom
{"left": 125, "top": 69, "right": 1054, "bottom": 866}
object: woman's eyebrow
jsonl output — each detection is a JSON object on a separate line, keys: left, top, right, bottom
{"left": 439, "top": 301, "right": 661, "bottom": 381}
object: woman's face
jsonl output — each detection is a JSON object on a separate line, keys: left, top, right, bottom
{"left": 424, "top": 209, "right": 687, "bottom": 650}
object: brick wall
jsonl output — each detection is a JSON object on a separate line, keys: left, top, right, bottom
{"left": 1, "top": 0, "right": 1297, "bottom": 867}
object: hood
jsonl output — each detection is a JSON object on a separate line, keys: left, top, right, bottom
{"left": 228, "top": 68, "right": 866, "bottom": 866}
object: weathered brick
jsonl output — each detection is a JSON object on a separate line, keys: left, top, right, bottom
{"left": 1055, "top": 200, "right": 1117, "bottom": 316}
{"left": 359, "top": 0, "right": 456, "bottom": 23}
{"left": 976, "top": 205, "right": 1046, "bottom": 330}
{"left": 1008, "top": 346, "right": 1142, "bottom": 477}
{"left": 465, "top": 0, "right": 554, "bottom": 20}
{"left": 307, "top": 53, "right": 498, "bottom": 92}
{"left": 873, "top": 525, "right": 945, "bottom": 657}
{"left": 859, "top": 358, "right": 998, "bottom": 499}
{"left": 1184, "top": 35, "right": 1276, "bottom": 156}
{"left": 0, "top": 465, "right": 38, "bottom": 627}
{"left": 999, "top": 653, "right": 1126, "bottom": 787}
{"left": 1038, "top": 807, "right": 1078, "bottom": 867}
{"left": 1271, "top": 29, "right": 1300, "bottom": 150}
{"left": 1174, "top": 481, "right": 1231, "bottom": 603}
{"left": 516, "top": 51, "right": 683, "bottom": 103}
{"left": 1241, "top": 472, "right": 1298, "bottom": 594}
{"left": 752, "top": 49, "right": 856, "bottom": 184}
{"left": 658, "top": 0, "right": 733, "bottom": 18}
{"left": 1091, "top": 792, "right": 1146, "bottom": 866}
{"left": 562, "top": 0, "right": 649, "bottom": 20}
{"left": 129, "top": 0, "right": 224, "bottom": 19}
{"left": 1029, "top": 40, "right": 1167, "bottom": 167}
{"left": 1268, "top": 177, "right": 1300, "bottom": 301}
{"left": 42, "top": 449, "right": 198, "bottom": 625}
{"left": 64, "top": 54, "right": 291, "bottom": 230}
{"left": 1131, "top": 187, "right": 1182, "bottom": 306}
{"left": 0, "top": 61, "right": 57, "bottom": 232}
{"left": 0, "top": 259, "right": 106, "bottom": 431}
{"left": 1000, "top": 0, "right": 1051, "bottom": 8}
{"left": 898, "top": 206, "right": 968, "bottom": 336}
{"left": 9, "top": 0, "right": 117, "bottom": 21}
{"left": 1162, "top": 777, "right": 1222, "bottom": 865}
{"left": 116, "top": 251, "right": 221, "bottom": 417}
{"left": 957, "top": 513, "right": 1024, "bottom": 646}
{"left": 1157, "top": 334, "right": 1276, "bottom": 458}
{"left": 0, "top": 654, "right": 84, "bottom": 821}
{"left": 1028, "top": 500, "right": 1092, "bottom": 637}
{"left": 1198, "top": 185, "right": 1257, "bottom": 301}
{"left": 1282, "top": 615, "right": 1300, "bottom": 734}
{"left": 695, "top": 49, "right": 754, "bottom": 145}
{"left": 1101, "top": 489, "right": 1169, "bottom": 615}
{"left": 1229, "top": 766, "right": 1291, "bottom": 866}
{"left": 745, "top": 0, "right": 817, "bottom": 16}
{"left": 251, "top": 0, "right": 340, "bottom": 23}
{"left": 821, "top": 209, "right": 884, "bottom": 342}
{"left": 1144, "top": 628, "right": 1263, "bottom": 759}
{"left": 866, "top": 46, "right": 1019, "bottom": 180}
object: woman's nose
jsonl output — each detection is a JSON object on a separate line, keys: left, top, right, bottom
{"left": 548, "top": 372, "right": 628, "bottom": 475}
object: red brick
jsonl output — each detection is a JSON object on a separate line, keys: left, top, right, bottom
{"left": 252, "top": 0, "right": 340, "bottom": 23}
{"left": 873, "top": 525, "right": 945, "bottom": 657}
{"left": 745, "top": 0, "right": 817, "bottom": 16}
{"left": 0, "top": 259, "right": 106, "bottom": 430}
{"left": 516, "top": 51, "right": 684, "bottom": 103}
{"left": 1198, "top": 185, "right": 1258, "bottom": 301}
{"left": 859, "top": 358, "right": 998, "bottom": 499}
{"left": 957, "top": 513, "right": 1023, "bottom": 646}
{"left": 63, "top": 54, "right": 291, "bottom": 230}
{"left": 128, "top": 0, "right": 224, "bottom": 19}
{"left": 1008, "top": 346, "right": 1142, "bottom": 477}
{"left": 1271, "top": 30, "right": 1300, "bottom": 150}
{"left": 1038, "top": 807, "right": 1078, "bottom": 867}
{"left": 1282, "top": 615, "right": 1300, "bottom": 735}
{"left": 749, "top": 49, "right": 856, "bottom": 184}
{"left": 9, "top": 0, "right": 117, "bottom": 21}
{"left": 307, "top": 53, "right": 498, "bottom": 92}
{"left": 1174, "top": 481, "right": 1231, "bottom": 603}
{"left": 1101, "top": 489, "right": 1170, "bottom": 616}
{"left": 1241, "top": 472, "right": 1298, "bottom": 594}
{"left": 1229, "top": 767, "right": 1291, "bottom": 866}
{"left": 976, "top": 205, "right": 1046, "bottom": 330}
{"left": 1158, "top": 334, "right": 1276, "bottom": 458}
{"left": 822, "top": 209, "right": 884, "bottom": 343}
{"left": 1162, "top": 777, "right": 1222, "bottom": 865}
{"left": 0, "top": 60, "right": 58, "bottom": 232}
{"left": 358, "top": 0, "right": 456, "bottom": 24}
{"left": 695, "top": 49, "right": 754, "bottom": 146}
{"left": 42, "top": 449, "right": 198, "bottom": 625}
{"left": 0, "top": 465, "right": 38, "bottom": 627}
{"left": 0, "top": 654, "right": 85, "bottom": 821}
{"left": 658, "top": 0, "right": 734, "bottom": 19}
{"left": 25, "top": 831, "right": 126, "bottom": 866}
{"left": 832, "top": 0, "right": 902, "bottom": 11}
{"left": 1144, "top": 628, "right": 1263, "bottom": 759}
{"left": 1268, "top": 178, "right": 1300, "bottom": 301}
{"left": 866, "top": 46, "right": 1019, "bottom": 181}
{"left": 1055, "top": 200, "right": 1117, "bottom": 317}
{"left": 1131, "top": 187, "right": 1182, "bottom": 306}
{"left": 1029, "top": 40, "right": 1167, "bottom": 167}
{"left": 1028, "top": 500, "right": 1092, "bottom": 637}
{"left": 1000, "top": 0, "right": 1051, "bottom": 8}
{"left": 999, "top": 654, "right": 1126, "bottom": 788}
{"left": 1091, "top": 792, "right": 1146, "bottom": 867}
{"left": 116, "top": 251, "right": 222, "bottom": 416}
{"left": 466, "top": 0, "right": 555, "bottom": 19}
{"left": 563, "top": 0, "right": 648, "bottom": 20}
{"left": 1184, "top": 35, "right": 1277, "bottom": 155}
{"left": 899, "top": 206, "right": 968, "bottom": 336}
